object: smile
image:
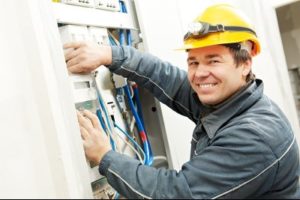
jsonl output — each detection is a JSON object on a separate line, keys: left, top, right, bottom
{"left": 197, "top": 83, "right": 217, "bottom": 88}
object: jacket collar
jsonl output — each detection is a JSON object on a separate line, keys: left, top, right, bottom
{"left": 195, "top": 79, "right": 264, "bottom": 139}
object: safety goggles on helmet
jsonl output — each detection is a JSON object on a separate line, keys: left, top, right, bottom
{"left": 184, "top": 21, "right": 257, "bottom": 40}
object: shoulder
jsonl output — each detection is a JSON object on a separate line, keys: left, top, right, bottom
{"left": 218, "top": 98, "right": 294, "bottom": 158}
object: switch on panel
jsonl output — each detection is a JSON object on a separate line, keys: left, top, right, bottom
{"left": 59, "top": 24, "right": 91, "bottom": 43}
{"left": 94, "top": 0, "right": 120, "bottom": 12}
{"left": 60, "top": 0, "right": 120, "bottom": 11}
{"left": 61, "top": 0, "right": 95, "bottom": 8}
{"left": 88, "top": 26, "right": 110, "bottom": 46}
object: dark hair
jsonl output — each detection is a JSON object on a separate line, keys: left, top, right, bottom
{"left": 222, "top": 43, "right": 255, "bottom": 82}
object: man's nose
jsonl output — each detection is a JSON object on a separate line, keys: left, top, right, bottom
{"left": 195, "top": 65, "right": 210, "bottom": 77}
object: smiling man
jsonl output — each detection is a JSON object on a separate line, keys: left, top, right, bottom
{"left": 187, "top": 44, "right": 252, "bottom": 106}
{"left": 64, "top": 4, "right": 300, "bottom": 199}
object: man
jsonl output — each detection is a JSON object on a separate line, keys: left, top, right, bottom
{"left": 64, "top": 4, "right": 300, "bottom": 199}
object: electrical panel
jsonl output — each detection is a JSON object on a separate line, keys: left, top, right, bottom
{"left": 58, "top": 24, "right": 113, "bottom": 198}
{"left": 54, "top": 1, "right": 171, "bottom": 198}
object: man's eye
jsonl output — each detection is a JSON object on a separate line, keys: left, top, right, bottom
{"left": 209, "top": 60, "right": 220, "bottom": 64}
{"left": 188, "top": 61, "right": 199, "bottom": 66}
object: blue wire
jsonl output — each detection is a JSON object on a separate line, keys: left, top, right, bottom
{"left": 96, "top": 108, "right": 107, "bottom": 132}
{"left": 132, "top": 86, "right": 154, "bottom": 161}
{"left": 119, "top": 29, "right": 125, "bottom": 45}
{"left": 115, "top": 88, "right": 142, "bottom": 162}
{"left": 123, "top": 85, "right": 153, "bottom": 165}
{"left": 123, "top": 85, "right": 144, "bottom": 131}
{"left": 132, "top": 86, "right": 145, "bottom": 128}
{"left": 115, "top": 88, "right": 131, "bottom": 137}
{"left": 118, "top": 0, "right": 153, "bottom": 165}
{"left": 121, "top": 3, "right": 132, "bottom": 46}
{"left": 114, "top": 192, "right": 120, "bottom": 200}
{"left": 120, "top": 0, "right": 127, "bottom": 13}
{"left": 126, "top": 30, "right": 131, "bottom": 46}
{"left": 118, "top": 0, "right": 129, "bottom": 46}
{"left": 94, "top": 80, "right": 116, "bottom": 151}
{"left": 109, "top": 35, "right": 117, "bottom": 46}
{"left": 114, "top": 122, "right": 146, "bottom": 164}
{"left": 98, "top": 96, "right": 113, "bottom": 132}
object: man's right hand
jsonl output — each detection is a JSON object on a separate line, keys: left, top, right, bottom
{"left": 63, "top": 41, "right": 112, "bottom": 73}
{"left": 77, "top": 110, "right": 112, "bottom": 165}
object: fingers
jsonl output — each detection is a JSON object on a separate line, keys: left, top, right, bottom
{"left": 80, "top": 126, "right": 89, "bottom": 140}
{"left": 63, "top": 42, "right": 97, "bottom": 73}
{"left": 82, "top": 110, "right": 101, "bottom": 130}
{"left": 77, "top": 111, "right": 94, "bottom": 132}
{"left": 65, "top": 53, "right": 91, "bottom": 73}
{"left": 63, "top": 42, "right": 85, "bottom": 72}
{"left": 66, "top": 56, "right": 85, "bottom": 73}
{"left": 63, "top": 41, "right": 84, "bottom": 50}
{"left": 64, "top": 46, "right": 85, "bottom": 72}
{"left": 77, "top": 110, "right": 101, "bottom": 131}
{"left": 64, "top": 47, "right": 80, "bottom": 62}
{"left": 68, "top": 63, "right": 86, "bottom": 73}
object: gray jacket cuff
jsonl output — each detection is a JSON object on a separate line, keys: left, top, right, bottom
{"left": 98, "top": 150, "right": 118, "bottom": 176}
{"left": 106, "top": 45, "right": 126, "bottom": 71}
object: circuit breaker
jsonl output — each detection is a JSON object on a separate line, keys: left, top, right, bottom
{"left": 61, "top": 0, "right": 95, "bottom": 8}
{"left": 60, "top": 0, "right": 120, "bottom": 11}
{"left": 94, "top": 0, "right": 120, "bottom": 11}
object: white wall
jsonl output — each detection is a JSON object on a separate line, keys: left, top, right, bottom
{"left": 271, "top": 0, "right": 298, "bottom": 7}
{"left": 0, "top": 0, "right": 92, "bottom": 198}
{"left": 135, "top": 0, "right": 300, "bottom": 170}
{"left": 254, "top": 0, "right": 300, "bottom": 140}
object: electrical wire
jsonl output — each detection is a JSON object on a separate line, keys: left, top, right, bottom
{"left": 114, "top": 122, "right": 145, "bottom": 164}
{"left": 123, "top": 85, "right": 153, "bottom": 165}
{"left": 96, "top": 108, "right": 108, "bottom": 132}
{"left": 119, "top": 0, "right": 132, "bottom": 47}
{"left": 114, "top": 88, "right": 140, "bottom": 156}
{"left": 117, "top": 0, "right": 154, "bottom": 166}
{"left": 132, "top": 83, "right": 145, "bottom": 128}
{"left": 132, "top": 84, "right": 155, "bottom": 164}
{"left": 153, "top": 156, "right": 168, "bottom": 162}
{"left": 129, "top": 116, "right": 136, "bottom": 133}
{"left": 108, "top": 31, "right": 120, "bottom": 46}
{"left": 92, "top": 75, "right": 117, "bottom": 151}
{"left": 113, "top": 191, "right": 120, "bottom": 200}
{"left": 114, "top": 126, "right": 143, "bottom": 163}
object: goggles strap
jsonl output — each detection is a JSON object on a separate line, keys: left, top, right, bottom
{"left": 184, "top": 22, "right": 257, "bottom": 40}
{"left": 209, "top": 24, "right": 256, "bottom": 36}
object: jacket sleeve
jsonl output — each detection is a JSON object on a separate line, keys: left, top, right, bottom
{"left": 99, "top": 125, "right": 278, "bottom": 199}
{"left": 107, "top": 45, "right": 201, "bottom": 122}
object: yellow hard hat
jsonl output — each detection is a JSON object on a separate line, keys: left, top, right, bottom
{"left": 181, "top": 4, "right": 261, "bottom": 56}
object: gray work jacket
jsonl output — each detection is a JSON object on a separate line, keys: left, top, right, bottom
{"left": 99, "top": 46, "right": 300, "bottom": 199}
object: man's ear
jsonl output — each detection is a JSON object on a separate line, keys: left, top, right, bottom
{"left": 242, "top": 60, "right": 252, "bottom": 76}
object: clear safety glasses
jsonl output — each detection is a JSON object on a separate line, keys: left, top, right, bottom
{"left": 183, "top": 21, "right": 257, "bottom": 40}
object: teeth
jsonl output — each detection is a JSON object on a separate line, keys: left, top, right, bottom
{"left": 199, "top": 83, "right": 216, "bottom": 88}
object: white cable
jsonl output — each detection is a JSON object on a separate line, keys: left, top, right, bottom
{"left": 130, "top": 116, "right": 136, "bottom": 133}
{"left": 114, "top": 127, "right": 145, "bottom": 164}
{"left": 153, "top": 156, "right": 168, "bottom": 162}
